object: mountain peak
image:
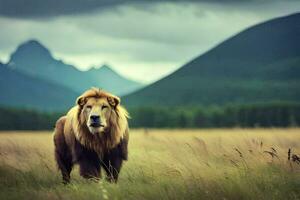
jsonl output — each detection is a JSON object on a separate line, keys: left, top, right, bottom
{"left": 88, "top": 64, "right": 115, "bottom": 73}
{"left": 100, "top": 64, "right": 114, "bottom": 72}
{"left": 25, "top": 39, "right": 43, "bottom": 45}
{"left": 17, "top": 39, "right": 49, "bottom": 53}
{"left": 124, "top": 12, "right": 300, "bottom": 106}
{"left": 9, "top": 39, "right": 52, "bottom": 64}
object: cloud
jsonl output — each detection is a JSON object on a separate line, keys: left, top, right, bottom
{"left": 0, "top": 0, "right": 298, "bottom": 18}
{"left": 0, "top": 1, "right": 299, "bottom": 83}
{"left": 0, "top": 0, "right": 122, "bottom": 18}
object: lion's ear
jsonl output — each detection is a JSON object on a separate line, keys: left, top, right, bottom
{"left": 76, "top": 96, "right": 86, "bottom": 107}
{"left": 107, "top": 96, "right": 120, "bottom": 108}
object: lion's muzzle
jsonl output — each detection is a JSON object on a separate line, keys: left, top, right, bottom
{"left": 89, "top": 115, "right": 104, "bottom": 128}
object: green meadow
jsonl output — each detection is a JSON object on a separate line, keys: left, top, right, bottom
{"left": 1, "top": 129, "right": 300, "bottom": 200}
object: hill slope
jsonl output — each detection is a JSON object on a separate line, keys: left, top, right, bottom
{"left": 0, "top": 63, "right": 78, "bottom": 111}
{"left": 8, "top": 40, "right": 142, "bottom": 96}
{"left": 124, "top": 13, "right": 300, "bottom": 107}
{"left": 85, "top": 65, "right": 142, "bottom": 95}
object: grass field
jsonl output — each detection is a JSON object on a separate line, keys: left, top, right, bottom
{"left": 0, "top": 129, "right": 300, "bottom": 200}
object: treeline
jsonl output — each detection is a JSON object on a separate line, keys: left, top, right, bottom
{"left": 0, "top": 107, "right": 62, "bottom": 130}
{"left": 128, "top": 102, "right": 300, "bottom": 128}
{"left": 0, "top": 102, "right": 299, "bottom": 130}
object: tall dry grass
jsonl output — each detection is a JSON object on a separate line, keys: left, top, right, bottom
{"left": 0, "top": 129, "right": 300, "bottom": 200}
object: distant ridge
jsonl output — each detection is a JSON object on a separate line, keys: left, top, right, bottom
{"left": 124, "top": 13, "right": 300, "bottom": 107}
{"left": 86, "top": 64, "right": 143, "bottom": 95}
{"left": 10, "top": 40, "right": 52, "bottom": 63}
{"left": 7, "top": 40, "right": 143, "bottom": 96}
{"left": 0, "top": 62, "right": 78, "bottom": 111}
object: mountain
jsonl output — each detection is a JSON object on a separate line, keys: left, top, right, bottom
{"left": 85, "top": 65, "right": 142, "bottom": 95}
{"left": 7, "top": 40, "right": 142, "bottom": 96}
{"left": 0, "top": 63, "right": 78, "bottom": 111}
{"left": 123, "top": 13, "right": 300, "bottom": 107}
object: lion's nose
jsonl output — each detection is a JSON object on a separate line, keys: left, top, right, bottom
{"left": 90, "top": 115, "right": 100, "bottom": 123}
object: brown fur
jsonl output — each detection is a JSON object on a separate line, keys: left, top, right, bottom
{"left": 53, "top": 88, "right": 129, "bottom": 183}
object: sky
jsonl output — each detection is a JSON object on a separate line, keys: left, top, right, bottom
{"left": 0, "top": 0, "right": 299, "bottom": 83}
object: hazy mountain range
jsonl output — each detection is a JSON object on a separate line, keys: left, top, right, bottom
{"left": 0, "top": 40, "right": 143, "bottom": 110}
{"left": 0, "top": 62, "right": 78, "bottom": 110}
{"left": 124, "top": 13, "right": 300, "bottom": 107}
{"left": 1, "top": 13, "right": 299, "bottom": 111}
{"left": 7, "top": 40, "right": 142, "bottom": 96}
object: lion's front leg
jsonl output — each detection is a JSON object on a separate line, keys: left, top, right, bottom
{"left": 102, "top": 145, "right": 123, "bottom": 183}
{"left": 75, "top": 142, "right": 101, "bottom": 180}
{"left": 78, "top": 158, "right": 101, "bottom": 180}
{"left": 102, "top": 157, "right": 122, "bottom": 183}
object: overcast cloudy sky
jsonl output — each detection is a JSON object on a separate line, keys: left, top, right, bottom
{"left": 0, "top": 0, "right": 299, "bottom": 83}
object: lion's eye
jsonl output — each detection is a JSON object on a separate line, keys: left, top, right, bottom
{"left": 102, "top": 105, "right": 108, "bottom": 110}
{"left": 86, "top": 105, "right": 92, "bottom": 109}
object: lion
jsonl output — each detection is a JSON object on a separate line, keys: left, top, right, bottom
{"left": 53, "top": 88, "right": 129, "bottom": 183}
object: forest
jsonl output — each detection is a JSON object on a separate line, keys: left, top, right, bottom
{"left": 0, "top": 102, "right": 299, "bottom": 130}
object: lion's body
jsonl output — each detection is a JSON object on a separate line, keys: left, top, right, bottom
{"left": 53, "top": 88, "right": 129, "bottom": 183}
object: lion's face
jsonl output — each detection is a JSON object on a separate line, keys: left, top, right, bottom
{"left": 77, "top": 97, "right": 113, "bottom": 135}
{"left": 76, "top": 89, "right": 120, "bottom": 135}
